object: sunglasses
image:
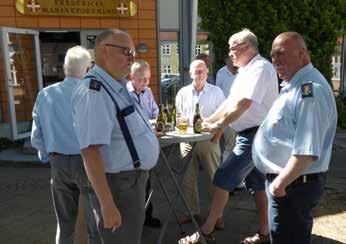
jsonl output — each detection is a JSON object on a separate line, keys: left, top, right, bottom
{"left": 105, "top": 43, "right": 136, "bottom": 57}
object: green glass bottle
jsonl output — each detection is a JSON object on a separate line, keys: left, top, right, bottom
{"left": 193, "top": 103, "right": 202, "bottom": 134}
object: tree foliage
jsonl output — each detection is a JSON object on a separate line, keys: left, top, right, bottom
{"left": 198, "top": 0, "right": 345, "bottom": 83}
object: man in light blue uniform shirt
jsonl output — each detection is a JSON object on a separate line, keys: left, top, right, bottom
{"left": 127, "top": 60, "right": 159, "bottom": 120}
{"left": 175, "top": 59, "right": 225, "bottom": 227}
{"left": 72, "top": 29, "right": 159, "bottom": 244}
{"left": 31, "top": 46, "right": 100, "bottom": 244}
{"left": 252, "top": 32, "right": 337, "bottom": 244}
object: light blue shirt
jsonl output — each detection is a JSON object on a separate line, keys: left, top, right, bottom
{"left": 126, "top": 82, "right": 159, "bottom": 120}
{"left": 215, "top": 65, "right": 237, "bottom": 97}
{"left": 72, "top": 65, "right": 159, "bottom": 173}
{"left": 31, "top": 77, "right": 82, "bottom": 162}
{"left": 252, "top": 63, "right": 337, "bottom": 175}
{"left": 175, "top": 82, "right": 225, "bottom": 125}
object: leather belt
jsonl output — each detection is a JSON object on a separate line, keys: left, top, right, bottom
{"left": 238, "top": 126, "right": 259, "bottom": 136}
{"left": 50, "top": 152, "right": 80, "bottom": 156}
{"left": 266, "top": 172, "right": 325, "bottom": 186}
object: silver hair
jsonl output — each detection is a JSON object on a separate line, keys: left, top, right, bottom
{"left": 63, "top": 46, "right": 91, "bottom": 77}
{"left": 229, "top": 28, "right": 258, "bottom": 51}
{"left": 190, "top": 59, "right": 207, "bottom": 70}
{"left": 131, "top": 60, "right": 150, "bottom": 74}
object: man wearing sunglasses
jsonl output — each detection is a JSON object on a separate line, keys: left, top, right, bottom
{"left": 72, "top": 29, "right": 159, "bottom": 244}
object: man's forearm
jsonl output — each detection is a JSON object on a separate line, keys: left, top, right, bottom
{"left": 81, "top": 145, "right": 114, "bottom": 206}
{"left": 206, "top": 98, "right": 230, "bottom": 123}
{"left": 218, "top": 98, "right": 252, "bottom": 129}
{"left": 275, "top": 155, "right": 317, "bottom": 189}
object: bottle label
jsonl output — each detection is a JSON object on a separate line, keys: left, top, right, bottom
{"left": 194, "top": 118, "right": 202, "bottom": 133}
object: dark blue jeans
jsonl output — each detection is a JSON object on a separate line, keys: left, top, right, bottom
{"left": 266, "top": 174, "right": 326, "bottom": 244}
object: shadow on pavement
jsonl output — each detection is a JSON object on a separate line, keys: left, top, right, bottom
{"left": 312, "top": 234, "right": 345, "bottom": 243}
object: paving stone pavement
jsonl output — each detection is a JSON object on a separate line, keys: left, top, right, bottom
{"left": 0, "top": 136, "right": 346, "bottom": 244}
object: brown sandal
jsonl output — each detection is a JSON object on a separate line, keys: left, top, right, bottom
{"left": 240, "top": 232, "right": 270, "bottom": 244}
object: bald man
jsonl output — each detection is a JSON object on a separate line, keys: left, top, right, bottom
{"left": 252, "top": 32, "right": 337, "bottom": 243}
{"left": 72, "top": 29, "right": 159, "bottom": 244}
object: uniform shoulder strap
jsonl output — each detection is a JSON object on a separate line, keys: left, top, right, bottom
{"left": 83, "top": 75, "right": 141, "bottom": 168}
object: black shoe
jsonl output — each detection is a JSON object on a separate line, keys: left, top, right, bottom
{"left": 144, "top": 216, "right": 162, "bottom": 228}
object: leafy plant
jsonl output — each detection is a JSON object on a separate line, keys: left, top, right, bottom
{"left": 198, "top": 0, "right": 345, "bottom": 84}
{"left": 336, "top": 96, "right": 346, "bottom": 129}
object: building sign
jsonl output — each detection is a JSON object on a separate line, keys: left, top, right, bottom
{"left": 16, "top": 0, "right": 137, "bottom": 17}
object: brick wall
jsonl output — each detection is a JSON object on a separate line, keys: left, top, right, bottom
{"left": 0, "top": 0, "right": 159, "bottom": 123}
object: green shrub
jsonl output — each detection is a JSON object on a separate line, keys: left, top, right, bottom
{"left": 336, "top": 96, "right": 346, "bottom": 129}
{"left": 198, "top": 0, "right": 345, "bottom": 84}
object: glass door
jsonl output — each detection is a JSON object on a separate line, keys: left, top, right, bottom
{"left": 80, "top": 30, "right": 102, "bottom": 49}
{"left": 0, "top": 27, "right": 43, "bottom": 140}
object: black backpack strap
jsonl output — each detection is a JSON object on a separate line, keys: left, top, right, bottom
{"left": 84, "top": 75, "right": 140, "bottom": 168}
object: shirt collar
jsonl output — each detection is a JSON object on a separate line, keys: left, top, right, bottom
{"left": 64, "top": 76, "right": 81, "bottom": 84}
{"left": 238, "top": 54, "right": 261, "bottom": 73}
{"left": 91, "top": 64, "right": 128, "bottom": 93}
{"left": 191, "top": 82, "right": 209, "bottom": 95}
{"left": 127, "top": 81, "right": 146, "bottom": 94}
{"left": 281, "top": 63, "right": 314, "bottom": 92}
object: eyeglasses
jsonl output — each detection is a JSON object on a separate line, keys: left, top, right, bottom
{"left": 105, "top": 43, "right": 136, "bottom": 57}
{"left": 229, "top": 42, "right": 247, "bottom": 52}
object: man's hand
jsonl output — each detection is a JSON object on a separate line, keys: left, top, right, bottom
{"left": 202, "top": 121, "right": 220, "bottom": 134}
{"left": 153, "top": 129, "right": 165, "bottom": 137}
{"left": 101, "top": 200, "right": 122, "bottom": 229}
{"left": 269, "top": 177, "right": 287, "bottom": 197}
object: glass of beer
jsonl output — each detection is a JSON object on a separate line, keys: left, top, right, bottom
{"left": 178, "top": 117, "right": 188, "bottom": 134}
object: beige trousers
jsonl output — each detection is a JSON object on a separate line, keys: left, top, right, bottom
{"left": 180, "top": 140, "right": 221, "bottom": 215}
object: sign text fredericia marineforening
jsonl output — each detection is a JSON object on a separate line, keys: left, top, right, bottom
{"left": 16, "top": 0, "right": 137, "bottom": 17}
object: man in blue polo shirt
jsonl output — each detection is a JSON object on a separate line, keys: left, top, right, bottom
{"left": 252, "top": 32, "right": 337, "bottom": 244}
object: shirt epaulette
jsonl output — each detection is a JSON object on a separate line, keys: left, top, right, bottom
{"left": 301, "top": 82, "right": 313, "bottom": 98}
{"left": 89, "top": 79, "right": 101, "bottom": 91}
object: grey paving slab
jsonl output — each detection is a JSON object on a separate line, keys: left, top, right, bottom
{"left": 0, "top": 135, "right": 345, "bottom": 244}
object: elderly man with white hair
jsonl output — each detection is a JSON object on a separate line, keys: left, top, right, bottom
{"left": 175, "top": 59, "right": 225, "bottom": 226}
{"left": 197, "top": 29, "right": 278, "bottom": 244}
{"left": 31, "top": 46, "right": 100, "bottom": 244}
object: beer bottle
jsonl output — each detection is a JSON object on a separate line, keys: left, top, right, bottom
{"left": 163, "top": 100, "right": 170, "bottom": 123}
{"left": 156, "top": 104, "right": 165, "bottom": 133}
{"left": 193, "top": 103, "right": 202, "bottom": 134}
{"left": 171, "top": 103, "right": 177, "bottom": 127}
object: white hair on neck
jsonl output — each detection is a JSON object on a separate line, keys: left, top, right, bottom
{"left": 63, "top": 46, "right": 91, "bottom": 78}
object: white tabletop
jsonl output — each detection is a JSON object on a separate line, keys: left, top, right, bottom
{"left": 159, "top": 127, "right": 213, "bottom": 147}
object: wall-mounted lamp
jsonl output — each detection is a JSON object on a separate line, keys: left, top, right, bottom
{"left": 136, "top": 42, "right": 149, "bottom": 53}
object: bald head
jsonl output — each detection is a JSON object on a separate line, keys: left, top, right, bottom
{"left": 94, "top": 29, "right": 135, "bottom": 80}
{"left": 274, "top": 32, "right": 308, "bottom": 51}
{"left": 271, "top": 32, "right": 310, "bottom": 81}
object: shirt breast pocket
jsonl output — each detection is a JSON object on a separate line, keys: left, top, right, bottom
{"left": 124, "top": 109, "right": 148, "bottom": 137}
{"left": 268, "top": 114, "right": 293, "bottom": 145}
